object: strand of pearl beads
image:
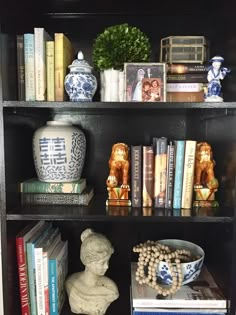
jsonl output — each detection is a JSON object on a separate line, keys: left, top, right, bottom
{"left": 133, "top": 241, "right": 194, "bottom": 296}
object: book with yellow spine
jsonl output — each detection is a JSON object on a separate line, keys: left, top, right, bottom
{"left": 46, "top": 41, "right": 55, "bottom": 101}
{"left": 54, "top": 33, "right": 74, "bottom": 101}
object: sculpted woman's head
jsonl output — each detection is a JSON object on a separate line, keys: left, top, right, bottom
{"left": 80, "top": 228, "right": 114, "bottom": 275}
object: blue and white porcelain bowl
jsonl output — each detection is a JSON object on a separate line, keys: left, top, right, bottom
{"left": 156, "top": 239, "right": 205, "bottom": 286}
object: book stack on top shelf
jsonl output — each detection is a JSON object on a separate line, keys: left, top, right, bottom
{"left": 19, "top": 177, "right": 94, "bottom": 206}
{"left": 159, "top": 36, "right": 209, "bottom": 102}
{"left": 130, "top": 262, "right": 228, "bottom": 315}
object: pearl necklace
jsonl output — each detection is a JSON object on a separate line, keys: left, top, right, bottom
{"left": 133, "top": 241, "right": 196, "bottom": 296}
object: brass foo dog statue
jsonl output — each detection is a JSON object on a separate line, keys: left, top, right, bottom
{"left": 106, "top": 143, "right": 131, "bottom": 206}
{"left": 193, "top": 142, "right": 219, "bottom": 208}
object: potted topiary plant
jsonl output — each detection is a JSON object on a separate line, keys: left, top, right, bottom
{"left": 92, "top": 23, "right": 151, "bottom": 101}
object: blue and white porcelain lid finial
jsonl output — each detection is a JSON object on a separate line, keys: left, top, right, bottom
{"left": 68, "top": 50, "right": 92, "bottom": 73}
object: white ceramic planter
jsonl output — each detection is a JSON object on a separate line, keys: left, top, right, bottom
{"left": 100, "top": 68, "right": 124, "bottom": 101}
{"left": 33, "top": 121, "right": 86, "bottom": 182}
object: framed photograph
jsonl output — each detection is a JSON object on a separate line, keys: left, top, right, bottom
{"left": 124, "top": 63, "right": 167, "bottom": 102}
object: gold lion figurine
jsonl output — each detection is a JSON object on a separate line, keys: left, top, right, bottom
{"left": 106, "top": 143, "right": 131, "bottom": 206}
{"left": 194, "top": 142, "right": 219, "bottom": 208}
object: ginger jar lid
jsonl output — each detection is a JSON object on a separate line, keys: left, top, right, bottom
{"left": 68, "top": 51, "right": 93, "bottom": 73}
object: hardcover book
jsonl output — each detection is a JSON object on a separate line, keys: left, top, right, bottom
{"left": 49, "top": 240, "right": 68, "bottom": 315}
{"left": 153, "top": 137, "right": 168, "bottom": 208}
{"left": 24, "top": 33, "right": 35, "bottom": 101}
{"left": 34, "top": 27, "right": 52, "bottom": 101}
{"left": 131, "top": 145, "right": 142, "bottom": 207}
{"left": 19, "top": 177, "right": 86, "bottom": 194}
{"left": 165, "top": 142, "right": 175, "bottom": 208}
{"left": 166, "top": 83, "right": 207, "bottom": 93}
{"left": 16, "top": 221, "right": 45, "bottom": 315}
{"left": 142, "top": 146, "right": 154, "bottom": 207}
{"left": 167, "top": 73, "right": 207, "bottom": 83}
{"left": 16, "top": 34, "right": 25, "bottom": 101}
{"left": 54, "top": 33, "right": 74, "bottom": 101}
{"left": 21, "top": 186, "right": 94, "bottom": 206}
{"left": 26, "top": 222, "right": 52, "bottom": 315}
{"left": 167, "top": 63, "right": 208, "bottom": 74}
{"left": 181, "top": 140, "right": 197, "bottom": 209}
{"left": 167, "top": 92, "right": 204, "bottom": 102}
{"left": 131, "top": 262, "right": 227, "bottom": 309}
{"left": 46, "top": 40, "right": 55, "bottom": 101}
{"left": 173, "top": 140, "right": 185, "bottom": 209}
{"left": 34, "top": 227, "right": 61, "bottom": 315}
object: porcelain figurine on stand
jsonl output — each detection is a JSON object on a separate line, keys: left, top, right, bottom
{"left": 66, "top": 228, "right": 119, "bottom": 315}
{"left": 65, "top": 51, "right": 97, "bottom": 102}
{"left": 205, "top": 55, "right": 230, "bottom": 102}
{"left": 193, "top": 142, "right": 219, "bottom": 209}
{"left": 106, "top": 143, "right": 131, "bottom": 206}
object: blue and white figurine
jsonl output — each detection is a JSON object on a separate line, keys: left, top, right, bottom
{"left": 65, "top": 51, "right": 97, "bottom": 102}
{"left": 205, "top": 55, "right": 231, "bottom": 102}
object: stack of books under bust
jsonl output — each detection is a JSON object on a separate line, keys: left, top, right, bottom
{"left": 19, "top": 177, "right": 94, "bottom": 206}
{"left": 130, "top": 262, "right": 228, "bottom": 315}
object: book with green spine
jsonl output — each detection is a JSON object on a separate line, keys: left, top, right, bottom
{"left": 19, "top": 177, "right": 86, "bottom": 193}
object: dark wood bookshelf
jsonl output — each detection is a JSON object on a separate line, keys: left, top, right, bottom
{"left": 1, "top": 0, "right": 236, "bottom": 314}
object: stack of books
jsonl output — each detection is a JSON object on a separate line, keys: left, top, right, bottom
{"left": 16, "top": 221, "right": 68, "bottom": 315}
{"left": 166, "top": 63, "right": 208, "bottom": 102}
{"left": 20, "top": 177, "right": 94, "bottom": 206}
{"left": 131, "top": 138, "right": 197, "bottom": 209}
{"left": 16, "top": 27, "right": 75, "bottom": 101}
{"left": 130, "top": 262, "right": 227, "bottom": 315}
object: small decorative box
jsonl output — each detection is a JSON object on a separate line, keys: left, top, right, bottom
{"left": 160, "top": 36, "right": 209, "bottom": 64}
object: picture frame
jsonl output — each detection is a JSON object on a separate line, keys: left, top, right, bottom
{"left": 124, "top": 63, "right": 167, "bottom": 102}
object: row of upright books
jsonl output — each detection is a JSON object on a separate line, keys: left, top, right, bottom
{"left": 166, "top": 63, "right": 208, "bottom": 102}
{"left": 16, "top": 221, "right": 68, "bottom": 315}
{"left": 19, "top": 177, "right": 94, "bottom": 206}
{"left": 130, "top": 262, "right": 227, "bottom": 315}
{"left": 16, "top": 27, "right": 74, "bottom": 101}
{"left": 131, "top": 138, "right": 197, "bottom": 209}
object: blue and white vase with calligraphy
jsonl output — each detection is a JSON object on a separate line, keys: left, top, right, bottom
{"left": 64, "top": 50, "right": 97, "bottom": 102}
{"left": 32, "top": 121, "right": 86, "bottom": 182}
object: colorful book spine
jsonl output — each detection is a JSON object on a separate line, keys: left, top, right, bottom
{"left": 173, "top": 140, "right": 185, "bottom": 209}
{"left": 181, "top": 140, "right": 197, "bottom": 209}
{"left": 131, "top": 145, "right": 142, "bottom": 207}
{"left": 20, "top": 177, "right": 86, "bottom": 193}
{"left": 21, "top": 186, "right": 94, "bottom": 206}
{"left": 142, "top": 146, "right": 154, "bottom": 207}
{"left": 26, "top": 223, "right": 52, "bottom": 315}
{"left": 46, "top": 41, "right": 55, "bottom": 101}
{"left": 167, "top": 63, "right": 208, "bottom": 74}
{"left": 165, "top": 142, "right": 175, "bottom": 208}
{"left": 49, "top": 241, "right": 68, "bottom": 315}
{"left": 153, "top": 137, "right": 168, "bottom": 208}
{"left": 24, "top": 33, "right": 35, "bottom": 101}
{"left": 16, "top": 221, "right": 45, "bottom": 315}
{"left": 167, "top": 73, "right": 207, "bottom": 83}
{"left": 16, "top": 35, "right": 25, "bottom": 101}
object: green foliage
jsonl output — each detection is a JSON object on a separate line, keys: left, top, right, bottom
{"left": 92, "top": 23, "right": 151, "bottom": 71}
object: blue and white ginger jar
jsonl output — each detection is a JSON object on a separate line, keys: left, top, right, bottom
{"left": 33, "top": 121, "right": 86, "bottom": 182}
{"left": 64, "top": 51, "right": 97, "bottom": 102}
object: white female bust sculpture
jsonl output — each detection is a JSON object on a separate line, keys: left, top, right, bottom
{"left": 65, "top": 228, "right": 119, "bottom": 315}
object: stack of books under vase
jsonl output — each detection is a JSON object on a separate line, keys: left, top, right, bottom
{"left": 130, "top": 262, "right": 227, "bottom": 315}
{"left": 19, "top": 177, "right": 94, "bottom": 206}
